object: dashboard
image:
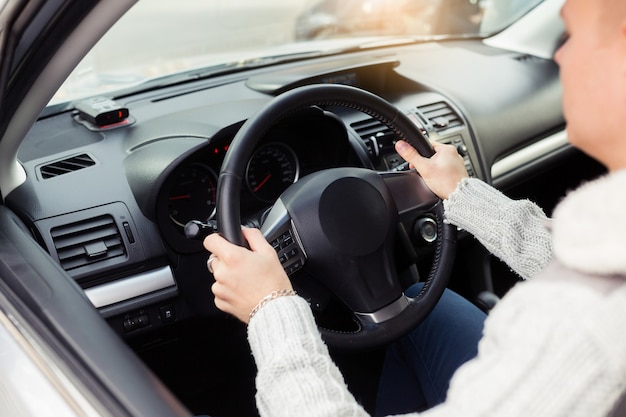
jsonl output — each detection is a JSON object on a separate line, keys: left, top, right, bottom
{"left": 8, "top": 39, "right": 574, "bottom": 339}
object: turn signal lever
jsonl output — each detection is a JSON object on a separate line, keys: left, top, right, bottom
{"left": 184, "top": 219, "right": 218, "bottom": 240}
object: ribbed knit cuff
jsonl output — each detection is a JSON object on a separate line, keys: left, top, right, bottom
{"left": 444, "top": 178, "right": 517, "bottom": 232}
{"left": 444, "top": 178, "right": 552, "bottom": 280}
{"left": 248, "top": 296, "right": 326, "bottom": 363}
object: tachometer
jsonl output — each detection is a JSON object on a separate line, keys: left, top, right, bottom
{"left": 246, "top": 143, "right": 299, "bottom": 202}
{"left": 167, "top": 163, "right": 217, "bottom": 229}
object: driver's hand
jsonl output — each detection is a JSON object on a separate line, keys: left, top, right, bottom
{"left": 395, "top": 139, "right": 469, "bottom": 200}
{"left": 203, "top": 227, "right": 293, "bottom": 324}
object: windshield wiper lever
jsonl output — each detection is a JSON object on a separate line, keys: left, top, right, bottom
{"left": 184, "top": 219, "right": 218, "bottom": 240}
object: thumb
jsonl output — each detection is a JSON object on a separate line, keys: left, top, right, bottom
{"left": 395, "top": 140, "right": 427, "bottom": 168}
{"left": 242, "top": 227, "right": 271, "bottom": 252}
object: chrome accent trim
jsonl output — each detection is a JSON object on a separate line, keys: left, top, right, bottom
{"left": 355, "top": 296, "right": 409, "bottom": 324}
{"left": 491, "top": 130, "right": 569, "bottom": 180}
{"left": 260, "top": 199, "right": 289, "bottom": 237}
{"left": 288, "top": 219, "right": 308, "bottom": 260}
{"left": 85, "top": 266, "right": 176, "bottom": 309}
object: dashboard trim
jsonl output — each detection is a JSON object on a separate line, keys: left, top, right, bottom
{"left": 84, "top": 266, "right": 176, "bottom": 309}
{"left": 491, "top": 130, "right": 569, "bottom": 180}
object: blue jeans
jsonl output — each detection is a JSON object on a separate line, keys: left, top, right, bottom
{"left": 375, "top": 285, "right": 487, "bottom": 415}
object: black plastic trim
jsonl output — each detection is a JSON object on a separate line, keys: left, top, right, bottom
{"left": 0, "top": 205, "right": 190, "bottom": 417}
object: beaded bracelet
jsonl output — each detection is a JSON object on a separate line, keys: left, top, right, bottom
{"left": 249, "top": 289, "right": 297, "bottom": 320}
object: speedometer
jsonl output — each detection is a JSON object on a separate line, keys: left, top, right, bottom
{"left": 246, "top": 143, "right": 300, "bottom": 202}
{"left": 167, "top": 163, "right": 217, "bottom": 229}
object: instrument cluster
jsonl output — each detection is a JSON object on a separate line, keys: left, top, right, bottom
{"left": 157, "top": 109, "right": 357, "bottom": 253}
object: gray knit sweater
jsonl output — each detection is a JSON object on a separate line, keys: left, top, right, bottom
{"left": 248, "top": 172, "right": 626, "bottom": 417}
{"left": 444, "top": 178, "right": 553, "bottom": 280}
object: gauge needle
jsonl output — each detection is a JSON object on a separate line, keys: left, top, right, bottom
{"left": 169, "top": 194, "right": 191, "bottom": 201}
{"left": 254, "top": 173, "right": 272, "bottom": 192}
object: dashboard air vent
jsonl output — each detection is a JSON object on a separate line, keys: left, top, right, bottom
{"left": 417, "top": 102, "right": 463, "bottom": 134}
{"left": 350, "top": 117, "right": 398, "bottom": 158}
{"left": 513, "top": 54, "right": 545, "bottom": 64}
{"left": 40, "top": 154, "right": 95, "bottom": 179}
{"left": 51, "top": 215, "right": 126, "bottom": 272}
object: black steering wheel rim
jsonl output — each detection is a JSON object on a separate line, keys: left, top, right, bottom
{"left": 217, "top": 84, "right": 456, "bottom": 350}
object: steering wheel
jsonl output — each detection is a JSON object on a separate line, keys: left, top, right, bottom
{"left": 216, "top": 84, "right": 456, "bottom": 350}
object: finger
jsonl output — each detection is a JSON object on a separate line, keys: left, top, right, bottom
{"left": 213, "top": 294, "right": 234, "bottom": 316}
{"left": 211, "top": 281, "right": 240, "bottom": 309}
{"left": 203, "top": 232, "right": 226, "bottom": 253}
{"left": 211, "top": 281, "right": 248, "bottom": 322}
{"left": 395, "top": 140, "right": 428, "bottom": 170}
{"left": 242, "top": 227, "right": 272, "bottom": 253}
{"left": 204, "top": 232, "right": 243, "bottom": 264}
{"left": 395, "top": 139, "right": 418, "bottom": 160}
{"left": 207, "top": 254, "right": 218, "bottom": 274}
{"left": 211, "top": 280, "right": 230, "bottom": 300}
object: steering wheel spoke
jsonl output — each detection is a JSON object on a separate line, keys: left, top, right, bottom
{"left": 261, "top": 200, "right": 307, "bottom": 276}
{"left": 355, "top": 294, "right": 410, "bottom": 325}
{"left": 379, "top": 170, "right": 440, "bottom": 215}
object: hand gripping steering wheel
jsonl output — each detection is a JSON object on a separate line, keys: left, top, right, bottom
{"left": 216, "top": 84, "right": 456, "bottom": 350}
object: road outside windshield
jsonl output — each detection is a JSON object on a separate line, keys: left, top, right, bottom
{"left": 52, "top": 0, "right": 542, "bottom": 105}
{"left": 53, "top": 0, "right": 308, "bottom": 104}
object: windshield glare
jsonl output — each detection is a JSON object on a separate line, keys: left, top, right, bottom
{"left": 51, "top": 0, "right": 543, "bottom": 106}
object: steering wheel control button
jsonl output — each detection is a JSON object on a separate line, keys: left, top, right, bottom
{"left": 280, "top": 234, "right": 293, "bottom": 248}
{"left": 270, "top": 229, "right": 305, "bottom": 275}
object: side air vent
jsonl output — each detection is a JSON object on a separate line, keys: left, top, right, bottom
{"left": 51, "top": 215, "right": 126, "bottom": 272}
{"left": 350, "top": 117, "right": 398, "bottom": 158}
{"left": 40, "top": 153, "right": 96, "bottom": 179}
{"left": 417, "top": 102, "right": 463, "bottom": 134}
{"left": 513, "top": 54, "right": 546, "bottom": 64}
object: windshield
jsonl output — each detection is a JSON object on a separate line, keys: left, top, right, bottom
{"left": 51, "top": 0, "right": 543, "bottom": 106}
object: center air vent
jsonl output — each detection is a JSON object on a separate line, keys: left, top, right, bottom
{"left": 51, "top": 215, "right": 126, "bottom": 272}
{"left": 350, "top": 117, "right": 398, "bottom": 158}
{"left": 417, "top": 102, "right": 463, "bottom": 134}
{"left": 40, "top": 153, "right": 95, "bottom": 179}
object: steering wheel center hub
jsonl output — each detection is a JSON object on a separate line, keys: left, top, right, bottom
{"left": 319, "top": 177, "right": 390, "bottom": 256}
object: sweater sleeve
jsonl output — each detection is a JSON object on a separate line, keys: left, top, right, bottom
{"left": 248, "top": 273, "right": 626, "bottom": 417}
{"left": 443, "top": 178, "right": 553, "bottom": 280}
{"left": 247, "top": 295, "right": 372, "bottom": 417}
{"left": 421, "top": 270, "right": 626, "bottom": 417}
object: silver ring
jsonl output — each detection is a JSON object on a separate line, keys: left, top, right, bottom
{"left": 207, "top": 254, "right": 217, "bottom": 274}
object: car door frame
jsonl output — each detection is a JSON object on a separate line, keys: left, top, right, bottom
{"left": 0, "top": 1, "right": 191, "bottom": 416}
